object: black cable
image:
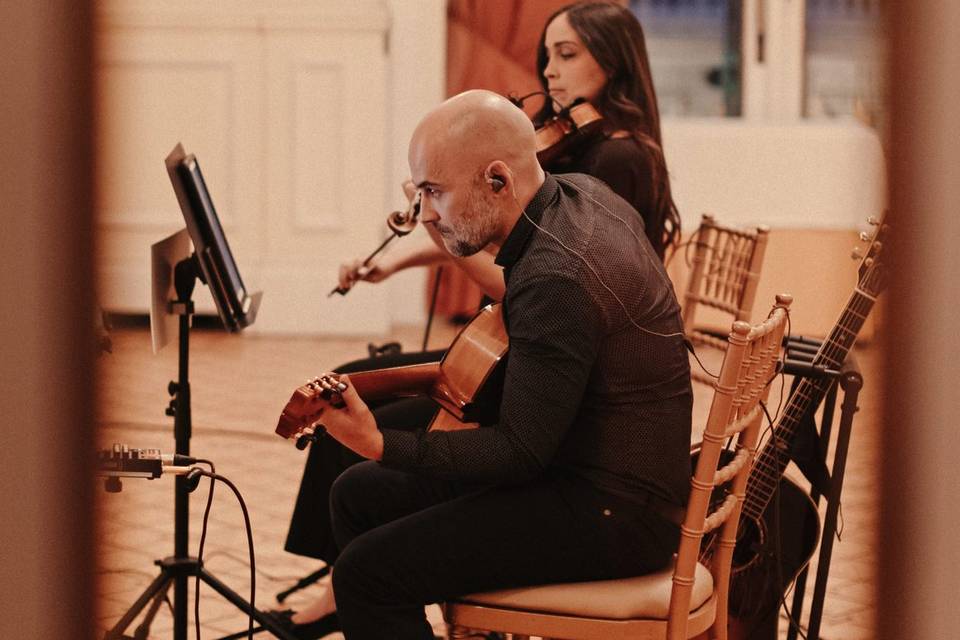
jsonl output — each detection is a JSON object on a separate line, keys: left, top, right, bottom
{"left": 193, "top": 459, "right": 215, "bottom": 640}
{"left": 422, "top": 264, "right": 444, "bottom": 352}
{"left": 764, "top": 309, "right": 801, "bottom": 613}
{"left": 190, "top": 467, "right": 256, "bottom": 640}
{"left": 739, "top": 309, "right": 792, "bottom": 638}
{"left": 836, "top": 502, "right": 845, "bottom": 541}
{"left": 200, "top": 550, "right": 306, "bottom": 583}
{"left": 663, "top": 235, "right": 697, "bottom": 268}
{"left": 771, "top": 309, "right": 811, "bottom": 639}
{"left": 688, "top": 340, "right": 720, "bottom": 380}
{"left": 773, "top": 310, "right": 792, "bottom": 422}
{"left": 759, "top": 400, "right": 809, "bottom": 640}
{"left": 663, "top": 224, "right": 706, "bottom": 269}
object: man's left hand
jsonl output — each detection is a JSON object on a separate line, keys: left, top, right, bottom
{"left": 319, "top": 374, "right": 384, "bottom": 460}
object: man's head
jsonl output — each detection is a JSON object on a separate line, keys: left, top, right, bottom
{"left": 408, "top": 90, "right": 544, "bottom": 257}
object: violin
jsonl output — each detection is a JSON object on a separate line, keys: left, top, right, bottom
{"left": 328, "top": 191, "right": 422, "bottom": 296}
{"left": 534, "top": 99, "right": 604, "bottom": 165}
{"left": 276, "top": 303, "right": 508, "bottom": 448}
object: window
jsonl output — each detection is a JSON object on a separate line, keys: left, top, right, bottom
{"left": 804, "top": 0, "right": 886, "bottom": 129}
{"left": 630, "top": 0, "right": 743, "bottom": 117}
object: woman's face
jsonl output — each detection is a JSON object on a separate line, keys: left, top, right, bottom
{"left": 542, "top": 12, "right": 608, "bottom": 109}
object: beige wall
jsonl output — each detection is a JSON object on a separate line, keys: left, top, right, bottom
{"left": 664, "top": 118, "right": 886, "bottom": 232}
{"left": 660, "top": 117, "right": 886, "bottom": 336}
{"left": 0, "top": 2, "right": 96, "bottom": 638}
{"left": 668, "top": 227, "right": 872, "bottom": 339}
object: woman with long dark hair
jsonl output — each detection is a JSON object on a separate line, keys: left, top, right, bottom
{"left": 534, "top": 0, "right": 681, "bottom": 259}
{"left": 275, "top": 4, "right": 683, "bottom": 635}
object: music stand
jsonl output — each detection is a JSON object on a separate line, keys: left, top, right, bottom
{"left": 104, "top": 145, "right": 288, "bottom": 640}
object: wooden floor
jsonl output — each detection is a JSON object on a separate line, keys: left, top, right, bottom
{"left": 95, "top": 318, "right": 879, "bottom": 639}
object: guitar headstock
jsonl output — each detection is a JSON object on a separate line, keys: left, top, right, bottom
{"left": 852, "top": 213, "right": 889, "bottom": 297}
{"left": 275, "top": 374, "right": 348, "bottom": 444}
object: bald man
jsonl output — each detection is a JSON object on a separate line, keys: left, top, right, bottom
{"left": 317, "top": 91, "right": 692, "bottom": 639}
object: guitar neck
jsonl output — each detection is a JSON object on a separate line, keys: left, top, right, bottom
{"left": 743, "top": 286, "right": 877, "bottom": 519}
{"left": 345, "top": 362, "right": 442, "bottom": 402}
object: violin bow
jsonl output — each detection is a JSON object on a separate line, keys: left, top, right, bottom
{"left": 328, "top": 192, "right": 421, "bottom": 297}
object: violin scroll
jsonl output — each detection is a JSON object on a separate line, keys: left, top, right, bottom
{"left": 329, "top": 192, "right": 422, "bottom": 297}
{"left": 386, "top": 191, "right": 421, "bottom": 236}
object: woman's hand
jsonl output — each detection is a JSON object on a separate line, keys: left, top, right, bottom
{"left": 337, "top": 256, "right": 393, "bottom": 293}
{"left": 317, "top": 374, "right": 384, "bottom": 460}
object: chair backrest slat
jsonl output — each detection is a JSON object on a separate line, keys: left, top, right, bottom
{"left": 666, "top": 294, "right": 791, "bottom": 640}
{"left": 682, "top": 215, "right": 772, "bottom": 391}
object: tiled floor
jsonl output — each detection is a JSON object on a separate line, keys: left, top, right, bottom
{"left": 95, "top": 320, "right": 878, "bottom": 639}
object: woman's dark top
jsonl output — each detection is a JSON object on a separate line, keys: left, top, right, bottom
{"left": 545, "top": 135, "right": 665, "bottom": 258}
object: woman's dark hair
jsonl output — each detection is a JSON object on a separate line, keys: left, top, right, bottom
{"left": 534, "top": 1, "right": 681, "bottom": 255}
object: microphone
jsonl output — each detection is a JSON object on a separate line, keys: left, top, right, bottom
{"left": 97, "top": 443, "right": 198, "bottom": 479}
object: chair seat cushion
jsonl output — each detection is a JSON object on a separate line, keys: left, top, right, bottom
{"left": 457, "top": 562, "right": 714, "bottom": 620}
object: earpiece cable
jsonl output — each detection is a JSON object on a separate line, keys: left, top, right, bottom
{"left": 511, "top": 177, "right": 686, "bottom": 341}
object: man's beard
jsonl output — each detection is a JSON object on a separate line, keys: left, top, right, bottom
{"left": 438, "top": 186, "right": 500, "bottom": 257}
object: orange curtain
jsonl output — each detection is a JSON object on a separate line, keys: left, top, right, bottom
{"left": 429, "top": 0, "right": 572, "bottom": 321}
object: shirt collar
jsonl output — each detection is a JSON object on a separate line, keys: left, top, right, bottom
{"left": 494, "top": 173, "right": 559, "bottom": 269}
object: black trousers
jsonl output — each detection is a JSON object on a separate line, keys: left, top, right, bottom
{"left": 329, "top": 461, "right": 680, "bottom": 640}
{"left": 284, "top": 350, "right": 446, "bottom": 563}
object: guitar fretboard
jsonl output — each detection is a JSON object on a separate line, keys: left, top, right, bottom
{"left": 742, "top": 287, "right": 876, "bottom": 520}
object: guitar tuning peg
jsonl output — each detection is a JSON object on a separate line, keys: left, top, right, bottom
{"left": 295, "top": 432, "right": 319, "bottom": 450}
{"left": 859, "top": 231, "right": 872, "bottom": 242}
{"left": 867, "top": 216, "right": 880, "bottom": 226}
{"left": 851, "top": 247, "right": 864, "bottom": 261}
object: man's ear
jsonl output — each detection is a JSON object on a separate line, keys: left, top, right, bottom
{"left": 485, "top": 161, "right": 511, "bottom": 194}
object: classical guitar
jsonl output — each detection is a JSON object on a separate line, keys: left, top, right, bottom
{"left": 703, "top": 216, "right": 889, "bottom": 629}
{"left": 275, "top": 303, "right": 508, "bottom": 445}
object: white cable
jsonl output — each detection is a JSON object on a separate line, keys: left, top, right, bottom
{"left": 512, "top": 178, "right": 684, "bottom": 340}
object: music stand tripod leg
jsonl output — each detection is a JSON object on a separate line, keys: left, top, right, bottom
{"left": 276, "top": 564, "right": 331, "bottom": 603}
{"left": 132, "top": 578, "right": 173, "bottom": 640}
{"left": 196, "top": 567, "right": 301, "bottom": 640}
{"left": 103, "top": 571, "right": 172, "bottom": 640}
{"left": 805, "top": 369, "right": 863, "bottom": 640}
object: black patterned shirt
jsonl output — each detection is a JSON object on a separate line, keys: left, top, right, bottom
{"left": 381, "top": 173, "right": 692, "bottom": 505}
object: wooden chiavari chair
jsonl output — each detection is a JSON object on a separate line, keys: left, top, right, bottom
{"left": 442, "top": 294, "right": 792, "bottom": 640}
{"left": 681, "top": 214, "right": 770, "bottom": 387}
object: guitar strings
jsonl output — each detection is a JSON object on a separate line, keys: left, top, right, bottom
{"left": 762, "top": 398, "right": 812, "bottom": 640}
{"left": 756, "top": 307, "right": 813, "bottom": 640}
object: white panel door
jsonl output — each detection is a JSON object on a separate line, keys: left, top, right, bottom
{"left": 260, "top": 26, "right": 389, "bottom": 335}
{"left": 95, "top": 1, "right": 391, "bottom": 335}
{"left": 97, "top": 24, "right": 263, "bottom": 318}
